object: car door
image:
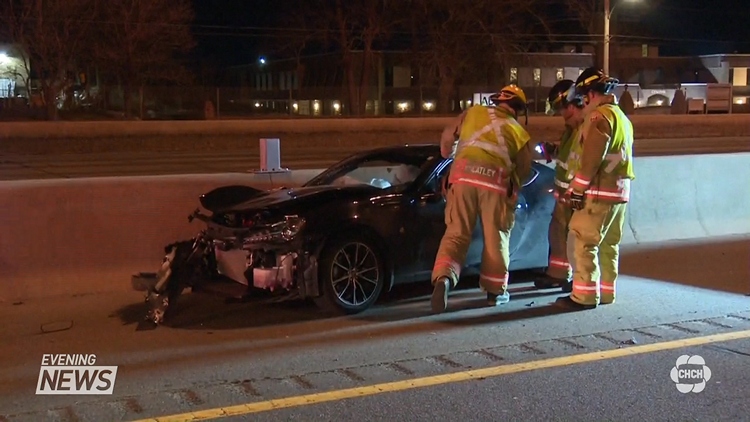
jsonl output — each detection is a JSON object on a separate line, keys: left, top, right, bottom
{"left": 509, "top": 165, "right": 541, "bottom": 257}
{"left": 404, "top": 161, "right": 538, "bottom": 279}
{"left": 399, "top": 159, "right": 453, "bottom": 280}
{"left": 460, "top": 165, "right": 541, "bottom": 268}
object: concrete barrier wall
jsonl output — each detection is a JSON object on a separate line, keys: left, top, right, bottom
{"left": 1, "top": 152, "right": 749, "bottom": 303}
{"left": 0, "top": 171, "right": 321, "bottom": 303}
{"left": 621, "top": 152, "right": 750, "bottom": 244}
{"left": 1, "top": 114, "right": 748, "bottom": 155}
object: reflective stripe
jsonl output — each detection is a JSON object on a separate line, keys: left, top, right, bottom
{"left": 556, "top": 159, "right": 569, "bottom": 170}
{"left": 453, "top": 177, "right": 507, "bottom": 194}
{"left": 486, "top": 110, "right": 512, "bottom": 166}
{"left": 480, "top": 273, "right": 509, "bottom": 283}
{"left": 573, "top": 176, "right": 589, "bottom": 186}
{"left": 479, "top": 273, "right": 509, "bottom": 290}
{"left": 601, "top": 282, "right": 616, "bottom": 292}
{"left": 572, "top": 280, "right": 598, "bottom": 294}
{"left": 460, "top": 138, "right": 506, "bottom": 156}
{"left": 455, "top": 108, "right": 512, "bottom": 167}
{"left": 434, "top": 256, "right": 461, "bottom": 277}
{"left": 585, "top": 178, "right": 631, "bottom": 201}
{"left": 448, "top": 158, "right": 508, "bottom": 193}
{"left": 549, "top": 257, "right": 570, "bottom": 269}
{"left": 604, "top": 148, "right": 626, "bottom": 173}
{"left": 554, "top": 179, "right": 569, "bottom": 189}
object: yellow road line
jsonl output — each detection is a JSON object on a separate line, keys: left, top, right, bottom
{"left": 131, "top": 329, "right": 750, "bottom": 422}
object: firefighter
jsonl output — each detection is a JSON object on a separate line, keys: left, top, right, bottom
{"left": 533, "top": 79, "right": 585, "bottom": 293}
{"left": 431, "top": 85, "right": 533, "bottom": 313}
{"left": 555, "top": 67, "right": 635, "bottom": 310}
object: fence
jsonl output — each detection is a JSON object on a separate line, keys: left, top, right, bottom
{"left": 1, "top": 82, "right": 748, "bottom": 121}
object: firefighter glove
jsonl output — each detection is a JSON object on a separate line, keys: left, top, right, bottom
{"left": 543, "top": 142, "right": 558, "bottom": 157}
{"left": 569, "top": 190, "right": 585, "bottom": 210}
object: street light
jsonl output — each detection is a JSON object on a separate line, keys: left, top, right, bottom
{"left": 603, "top": 0, "right": 639, "bottom": 75}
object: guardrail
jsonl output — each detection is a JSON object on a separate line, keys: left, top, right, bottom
{"left": 2, "top": 152, "right": 749, "bottom": 303}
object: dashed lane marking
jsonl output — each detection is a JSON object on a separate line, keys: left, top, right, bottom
{"left": 129, "top": 329, "right": 750, "bottom": 422}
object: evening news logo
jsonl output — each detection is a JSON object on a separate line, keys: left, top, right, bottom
{"left": 36, "top": 354, "right": 118, "bottom": 395}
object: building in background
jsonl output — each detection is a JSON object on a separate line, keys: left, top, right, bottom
{"left": 223, "top": 46, "right": 750, "bottom": 117}
{"left": 0, "top": 43, "right": 29, "bottom": 99}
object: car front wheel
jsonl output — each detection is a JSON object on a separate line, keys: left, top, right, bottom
{"left": 314, "top": 234, "right": 385, "bottom": 314}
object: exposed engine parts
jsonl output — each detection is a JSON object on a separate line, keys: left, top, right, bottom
{"left": 133, "top": 229, "right": 319, "bottom": 327}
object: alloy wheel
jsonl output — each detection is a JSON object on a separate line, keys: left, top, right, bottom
{"left": 329, "top": 242, "right": 381, "bottom": 307}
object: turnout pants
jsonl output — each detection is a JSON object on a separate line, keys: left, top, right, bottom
{"left": 568, "top": 201, "right": 627, "bottom": 306}
{"left": 547, "top": 199, "right": 573, "bottom": 280}
{"left": 431, "top": 183, "right": 516, "bottom": 296}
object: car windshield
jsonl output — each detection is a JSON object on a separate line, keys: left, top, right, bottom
{"left": 304, "top": 150, "right": 437, "bottom": 189}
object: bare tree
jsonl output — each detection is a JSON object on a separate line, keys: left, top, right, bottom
{"left": 405, "top": 0, "right": 479, "bottom": 114}
{"left": 326, "top": 0, "right": 402, "bottom": 116}
{"left": 0, "top": 0, "right": 97, "bottom": 120}
{"left": 268, "top": 4, "right": 326, "bottom": 115}
{"left": 278, "top": 0, "right": 402, "bottom": 116}
{"left": 565, "top": 0, "right": 600, "bottom": 36}
{"left": 93, "top": 0, "right": 195, "bottom": 118}
{"left": 563, "top": 0, "right": 664, "bottom": 63}
{"left": 404, "top": 0, "right": 544, "bottom": 114}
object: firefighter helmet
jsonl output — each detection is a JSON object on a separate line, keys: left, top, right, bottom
{"left": 574, "top": 67, "right": 619, "bottom": 96}
{"left": 489, "top": 84, "right": 528, "bottom": 115}
{"left": 546, "top": 79, "right": 582, "bottom": 115}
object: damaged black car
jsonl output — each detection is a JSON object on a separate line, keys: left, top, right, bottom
{"left": 132, "top": 144, "right": 556, "bottom": 326}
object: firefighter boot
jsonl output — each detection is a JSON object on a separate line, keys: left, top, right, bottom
{"left": 487, "top": 291, "right": 510, "bottom": 306}
{"left": 534, "top": 274, "right": 573, "bottom": 293}
{"left": 554, "top": 296, "right": 597, "bottom": 310}
{"left": 431, "top": 276, "right": 451, "bottom": 314}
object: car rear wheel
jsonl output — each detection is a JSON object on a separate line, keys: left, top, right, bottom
{"left": 314, "top": 234, "right": 385, "bottom": 314}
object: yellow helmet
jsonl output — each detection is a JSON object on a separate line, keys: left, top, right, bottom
{"left": 489, "top": 84, "right": 528, "bottom": 114}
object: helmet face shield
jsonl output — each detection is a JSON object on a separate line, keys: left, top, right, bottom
{"left": 575, "top": 67, "right": 620, "bottom": 96}
{"left": 546, "top": 97, "right": 563, "bottom": 115}
{"left": 546, "top": 79, "right": 575, "bottom": 115}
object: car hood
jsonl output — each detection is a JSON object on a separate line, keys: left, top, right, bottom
{"left": 215, "top": 184, "right": 383, "bottom": 214}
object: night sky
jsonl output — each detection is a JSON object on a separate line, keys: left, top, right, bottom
{"left": 191, "top": 0, "right": 750, "bottom": 68}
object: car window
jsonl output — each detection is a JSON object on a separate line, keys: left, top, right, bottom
{"left": 424, "top": 160, "right": 452, "bottom": 193}
{"left": 523, "top": 167, "right": 539, "bottom": 187}
{"left": 330, "top": 159, "right": 423, "bottom": 189}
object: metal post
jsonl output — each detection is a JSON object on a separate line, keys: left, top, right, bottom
{"left": 216, "top": 87, "right": 220, "bottom": 118}
{"left": 604, "top": 0, "right": 611, "bottom": 75}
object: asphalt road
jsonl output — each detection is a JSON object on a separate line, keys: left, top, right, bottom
{"left": 0, "top": 136, "right": 748, "bottom": 181}
{"left": 0, "top": 235, "right": 748, "bottom": 421}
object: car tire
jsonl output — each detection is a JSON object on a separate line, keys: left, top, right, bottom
{"left": 314, "top": 233, "right": 386, "bottom": 315}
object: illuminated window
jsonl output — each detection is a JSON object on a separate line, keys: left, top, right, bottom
{"left": 556, "top": 68, "right": 564, "bottom": 81}
{"left": 510, "top": 68, "right": 518, "bottom": 84}
{"left": 731, "top": 67, "right": 747, "bottom": 87}
{"left": 533, "top": 68, "right": 541, "bottom": 86}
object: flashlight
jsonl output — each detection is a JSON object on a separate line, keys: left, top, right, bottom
{"left": 536, "top": 142, "right": 554, "bottom": 163}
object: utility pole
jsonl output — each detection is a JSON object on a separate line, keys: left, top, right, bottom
{"left": 604, "top": 0, "right": 611, "bottom": 75}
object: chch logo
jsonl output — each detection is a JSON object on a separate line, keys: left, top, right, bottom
{"left": 670, "top": 354, "right": 712, "bottom": 393}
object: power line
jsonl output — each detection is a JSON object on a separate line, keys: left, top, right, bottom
{"left": 190, "top": 29, "right": 750, "bottom": 46}
{"left": 10, "top": 16, "right": 749, "bottom": 47}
